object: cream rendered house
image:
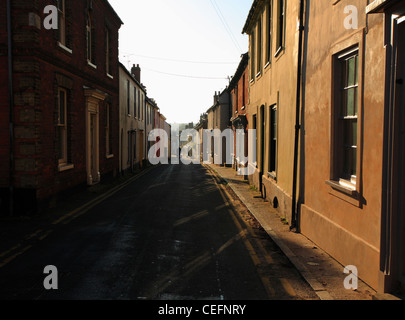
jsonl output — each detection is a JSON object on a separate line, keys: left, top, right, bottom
{"left": 119, "top": 63, "right": 147, "bottom": 173}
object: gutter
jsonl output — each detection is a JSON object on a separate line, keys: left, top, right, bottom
{"left": 291, "top": 0, "right": 305, "bottom": 231}
{"left": 7, "top": 0, "right": 14, "bottom": 216}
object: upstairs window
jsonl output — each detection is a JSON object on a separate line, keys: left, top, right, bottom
{"left": 105, "top": 27, "right": 112, "bottom": 76}
{"left": 127, "top": 80, "right": 131, "bottom": 115}
{"left": 250, "top": 33, "right": 256, "bottom": 80}
{"left": 276, "top": 0, "right": 285, "bottom": 55}
{"left": 86, "top": 12, "right": 96, "bottom": 65}
{"left": 257, "top": 16, "right": 262, "bottom": 75}
{"left": 266, "top": 1, "right": 272, "bottom": 64}
{"left": 57, "top": 0, "right": 66, "bottom": 46}
{"left": 134, "top": 87, "right": 137, "bottom": 118}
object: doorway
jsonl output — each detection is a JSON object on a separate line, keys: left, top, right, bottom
{"left": 259, "top": 105, "right": 265, "bottom": 194}
{"left": 85, "top": 89, "right": 107, "bottom": 185}
{"left": 90, "top": 113, "right": 98, "bottom": 183}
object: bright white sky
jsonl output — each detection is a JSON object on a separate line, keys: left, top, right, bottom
{"left": 108, "top": 0, "right": 252, "bottom": 126}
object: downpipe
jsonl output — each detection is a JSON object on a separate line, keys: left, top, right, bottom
{"left": 290, "top": 0, "right": 305, "bottom": 231}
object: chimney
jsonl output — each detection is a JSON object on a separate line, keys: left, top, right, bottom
{"left": 131, "top": 64, "right": 141, "bottom": 83}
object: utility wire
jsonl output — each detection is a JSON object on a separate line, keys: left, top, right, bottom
{"left": 143, "top": 67, "right": 228, "bottom": 80}
{"left": 209, "top": 0, "right": 242, "bottom": 53}
{"left": 122, "top": 52, "right": 238, "bottom": 65}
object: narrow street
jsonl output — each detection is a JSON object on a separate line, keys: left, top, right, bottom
{"left": 0, "top": 164, "right": 318, "bottom": 300}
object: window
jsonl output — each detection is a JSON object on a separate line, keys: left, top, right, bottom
{"left": 127, "top": 132, "right": 131, "bottom": 164}
{"left": 57, "top": 0, "right": 66, "bottom": 45}
{"left": 251, "top": 33, "right": 256, "bottom": 80}
{"left": 242, "top": 74, "right": 246, "bottom": 106}
{"left": 141, "top": 94, "right": 143, "bottom": 120}
{"left": 235, "top": 85, "right": 239, "bottom": 112}
{"left": 269, "top": 104, "right": 277, "bottom": 175}
{"left": 134, "top": 87, "right": 137, "bottom": 118}
{"left": 266, "top": 1, "right": 272, "bottom": 64}
{"left": 332, "top": 47, "right": 359, "bottom": 189}
{"left": 138, "top": 91, "right": 141, "bottom": 120}
{"left": 57, "top": 88, "right": 68, "bottom": 165}
{"left": 257, "top": 16, "right": 262, "bottom": 75}
{"left": 276, "top": 0, "right": 284, "bottom": 55}
{"left": 105, "top": 27, "right": 112, "bottom": 76}
{"left": 105, "top": 103, "right": 113, "bottom": 156}
{"left": 86, "top": 12, "right": 95, "bottom": 65}
{"left": 252, "top": 114, "right": 257, "bottom": 167}
{"left": 127, "top": 80, "right": 130, "bottom": 115}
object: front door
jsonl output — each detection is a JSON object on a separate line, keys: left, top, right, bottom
{"left": 259, "top": 105, "right": 265, "bottom": 194}
{"left": 84, "top": 89, "right": 107, "bottom": 185}
{"left": 90, "top": 114, "right": 98, "bottom": 183}
{"left": 139, "top": 131, "right": 144, "bottom": 168}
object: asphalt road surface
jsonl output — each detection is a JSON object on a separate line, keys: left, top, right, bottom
{"left": 0, "top": 164, "right": 318, "bottom": 300}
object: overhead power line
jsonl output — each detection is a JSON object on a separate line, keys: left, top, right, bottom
{"left": 209, "top": 0, "right": 242, "bottom": 53}
{"left": 143, "top": 67, "right": 228, "bottom": 80}
{"left": 122, "top": 53, "right": 238, "bottom": 65}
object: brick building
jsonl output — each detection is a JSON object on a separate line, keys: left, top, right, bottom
{"left": 229, "top": 52, "right": 249, "bottom": 175}
{"left": 0, "top": 0, "right": 123, "bottom": 215}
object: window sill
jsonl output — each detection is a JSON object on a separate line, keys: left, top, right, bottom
{"left": 264, "top": 61, "right": 271, "bottom": 69}
{"left": 87, "top": 61, "right": 97, "bottom": 69}
{"left": 326, "top": 179, "right": 356, "bottom": 196}
{"left": 106, "top": 154, "right": 114, "bottom": 159}
{"left": 267, "top": 171, "right": 277, "bottom": 181}
{"left": 274, "top": 46, "right": 284, "bottom": 58}
{"left": 57, "top": 42, "right": 72, "bottom": 54}
{"left": 107, "top": 73, "right": 114, "bottom": 79}
{"left": 256, "top": 71, "right": 262, "bottom": 79}
{"left": 58, "top": 163, "right": 74, "bottom": 172}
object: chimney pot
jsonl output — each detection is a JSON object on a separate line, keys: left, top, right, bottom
{"left": 131, "top": 64, "right": 141, "bottom": 83}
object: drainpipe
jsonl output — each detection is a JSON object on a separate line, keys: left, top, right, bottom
{"left": 144, "top": 95, "right": 147, "bottom": 166}
{"left": 291, "top": 0, "right": 305, "bottom": 231}
{"left": 7, "top": 0, "right": 14, "bottom": 216}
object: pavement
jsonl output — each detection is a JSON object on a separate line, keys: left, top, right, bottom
{"left": 206, "top": 164, "right": 386, "bottom": 301}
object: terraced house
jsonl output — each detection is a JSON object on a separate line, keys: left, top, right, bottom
{"left": 119, "top": 63, "right": 147, "bottom": 173}
{"left": 243, "top": 0, "right": 301, "bottom": 225}
{"left": 243, "top": 0, "right": 405, "bottom": 294}
{"left": 300, "top": 0, "right": 405, "bottom": 294}
{"left": 0, "top": 0, "right": 122, "bottom": 215}
{"left": 229, "top": 52, "right": 249, "bottom": 177}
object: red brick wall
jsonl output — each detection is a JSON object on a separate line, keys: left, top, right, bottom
{"left": 231, "top": 67, "right": 249, "bottom": 121}
{"left": 0, "top": 0, "right": 122, "bottom": 213}
{"left": 0, "top": 0, "right": 10, "bottom": 190}
{"left": 231, "top": 67, "right": 249, "bottom": 117}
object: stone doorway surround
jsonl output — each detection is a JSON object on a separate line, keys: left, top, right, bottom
{"left": 84, "top": 88, "right": 108, "bottom": 185}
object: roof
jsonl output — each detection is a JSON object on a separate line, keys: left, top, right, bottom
{"left": 242, "top": 0, "right": 264, "bottom": 34}
{"left": 146, "top": 96, "right": 159, "bottom": 109}
{"left": 366, "top": 0, "right": 402, "bottom": 13}
{"left": 206, "top": 87, "right": 230, "bottom": 114}
{"left": 194, "top": 117, "right": 208, "bottom": 130}
{"left": 229, "top": 53, "right": 249, "bottom": 90}
{"left": 103, "top": 0, "right": 124, "bottom": 25}
{"left": 118, "top": 62, "right": 147, "bottom": 93}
